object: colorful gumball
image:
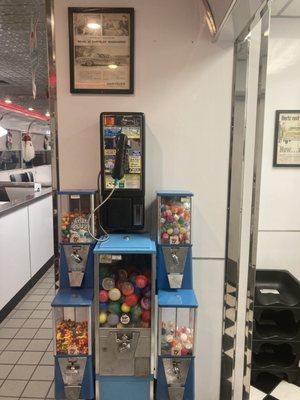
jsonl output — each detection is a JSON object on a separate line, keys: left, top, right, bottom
{"left": 99, "top": 312, "right": 107, "bottom": 324}
{"left": 118, "top": 269, "right": 128, "bottom": 280}
{"left": 120, "top": 314, "right": 130, "bottom": 325}
{"left": 108, "top": 302, "right": 121, "bottom": 314}
{"left": 107, "top": 313, "right": 119, "bottom": 326}
{"left": 99, "top": 290, "right": 108, "bottom": 303}
{"left": 121, "top": 303, "right": 131, "bottom": 313}
{"left": 121, "top": 281, "right": 134, "bottom": 296}
{"left": 108, "top": 288, "right": 121, "bottom": 301}
{"left": 102, "top": 277, "right": 115, "bottom": 291}
{"left": 131, "top": 304, "right": 142, "bottom": 322}
{"left": 99, "top": 302, "right": 108, "bottom": 311}
{"left": 135, "top": 275, "right": 148, "bottom": 289}
{"left": 143, "top": 285, "right": 151, "bottom": 298}
{"left": 142, "top": 310, "right": 150, "bottom": 322}
{"left": 180, "top": 347, "right": 189, "bottom": 356}
{"left": 125, "top": 293, "right": 138, "bottom": 307}
{"left": 141, "top": 320, "right": 150, "bottom": 328}
{"left": 141, "top": 297, "right": 151, "bottom": 310}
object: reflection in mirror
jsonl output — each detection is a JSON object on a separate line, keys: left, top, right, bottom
{"left": 0, "top": 0, "right": 51, "bottom": 184}
{"left": 248, "top": 1, "right": 300, "bottom": 399}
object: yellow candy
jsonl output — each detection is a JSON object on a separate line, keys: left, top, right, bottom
{"left": 167, "top": 228, "right": 173, "bottom": 235}
{"left": 121, "top": 303, "right": 131, "bottom": 313}
{"left": 99, "top": 312, "right": 107, "bottom": 324}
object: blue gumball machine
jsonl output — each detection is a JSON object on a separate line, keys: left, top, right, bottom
{"left": 52, "top": 289, "right": 94, "bottom": 400}
{"left": 157, "top": 290, "right": 198, "bottom": 400}
{"left": 93, "top": 234, "right": 156, "bottom": 400}
{"left": 156, "top": 190, "right": 198, "bottom": 400}
{"left": 52, "top": 190, "right": 97, "bottom": 400}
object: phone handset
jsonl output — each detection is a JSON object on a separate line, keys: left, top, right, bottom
{"left": 112, "top": 133, "right": 128, "bottom": 181}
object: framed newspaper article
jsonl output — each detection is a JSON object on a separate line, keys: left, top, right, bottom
{"left": 274, "top": 110, "right": 300, "bottom": 167}
{"left": 68, "top": 8, "right": 134, "bottom": 94}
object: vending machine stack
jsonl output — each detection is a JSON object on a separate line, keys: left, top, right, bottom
{"left": 156, "top": 190, "right": 198, "bottom": 400}
{"left": 93, "top": 234, "right": 156, "bottom": 400}
{"left": 52, "top": 190, "right": 96, "bottom": 399}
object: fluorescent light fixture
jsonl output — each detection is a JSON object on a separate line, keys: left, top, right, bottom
{"left": 108, "top": 64, "right": 118, "bottom": 70}
{"left": 87, "top": 22, "right": 101, "bottom": 30}
{"left": 0, "top": 126, "right": 8, "bottom": 137}
{"left": 28, "top": 107, "right": 34, "bottom": 111}
{"left": 4, "top": 99, "right": 12, "bottom": 104}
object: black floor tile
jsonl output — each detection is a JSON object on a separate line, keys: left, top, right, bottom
{"left": 252, "top": 372, "right": 282, "bottom": 394}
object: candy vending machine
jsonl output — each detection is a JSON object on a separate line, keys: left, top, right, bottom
{"left": 156, "top": 191, "right": 198, "bottom": 400}
{"left": 93, "top": 234, "right": 156, "bottom": 400}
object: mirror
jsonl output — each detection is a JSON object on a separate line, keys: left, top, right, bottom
{"left": 249, "top": 1, "right": 300, "bottom": 399}
{"left": 0, "top": 0, "right": 51, "bottom": 184}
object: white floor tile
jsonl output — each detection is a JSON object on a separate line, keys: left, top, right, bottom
{"left": 250, "top": 386, "right": 267, "bottom": 400}
{"left": 271, "top": 380, "right": 300, "bottom": 400}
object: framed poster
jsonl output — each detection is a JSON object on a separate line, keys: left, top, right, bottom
{"left": 68, "top": 8, "right": 134, "bottom": 94}
{"left": 274, "top": 110, "right": 300, "bottom": 167}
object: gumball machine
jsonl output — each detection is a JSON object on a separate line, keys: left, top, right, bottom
{"left": 93, "top": 234, "right": 156, "bottom": 400}
{"left": 156, "top": 190, "right": 197, "bottom": 399}
{"left": 157, "top": 290, "right": 198, "bottom": 400}
{"left": 157, "top": 191, "right": 193, "bottom": 290}
{"left": 52, "top": 289, "right": 94, "bottom": 400}
{"left": 58, "top": 190, "right": 97, "bottom": 288}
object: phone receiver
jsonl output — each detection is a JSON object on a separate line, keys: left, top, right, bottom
{"left": 112, "top": 133, "right": 128, "bottom": 181}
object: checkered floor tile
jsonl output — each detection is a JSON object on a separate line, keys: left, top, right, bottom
{"left": 251, "top": 380, "right": 300, "bottom": 400}
{"left": 0, "top": 266, "right": 54, "bottom": 399}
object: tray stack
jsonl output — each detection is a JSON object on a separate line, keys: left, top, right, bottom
{"left": 252, "top": 269, "right": 300, "bottom": 387}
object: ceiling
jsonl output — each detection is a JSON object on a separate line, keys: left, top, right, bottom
{"left": 0, "top": 0, "right": 49, "bottom": 115}
{"left": 271, "top": 0, "right": 300, "bottom": 17}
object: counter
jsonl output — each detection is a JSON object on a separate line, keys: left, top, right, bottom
{"left": 0, "top": 186, "right": 54, "bottom": 320}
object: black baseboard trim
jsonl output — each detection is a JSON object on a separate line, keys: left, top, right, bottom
{"left": 0, "top": 256, "right": 54, "bottom": 323}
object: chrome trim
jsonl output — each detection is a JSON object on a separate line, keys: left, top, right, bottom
{"left": 45, "top": 0, "right": 60, "bottom": 289}
{"left": 242, "top": 7, "right": 270, "bottom": 400}
{"left": 220, "top": 2, "right": 270, "bottom": 399}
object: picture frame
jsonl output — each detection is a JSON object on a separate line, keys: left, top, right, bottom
{"left": 273, "top": 110, "right": 300, "bottom": 167}
{"left": 68, "top": 7, "right": 134, "bottom": 94}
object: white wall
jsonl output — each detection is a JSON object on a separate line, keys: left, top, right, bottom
{"left": 257, "top": 18, "right": 300, "bottom": 280}
{"left": 54, "top": 1, "right": 233, "bottom": 398}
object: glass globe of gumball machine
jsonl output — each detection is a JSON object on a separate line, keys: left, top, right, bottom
{"left": 52, "top": 289, "right": 94, "bottom": 400}
{"left": 157, "top": 191, "right": 193, "bottom": 290}
{"left": 58, "top": 190, "right": 97, "bottom": 289}
{"left": 157, "top": 290, "right": 198, "bottom": 400}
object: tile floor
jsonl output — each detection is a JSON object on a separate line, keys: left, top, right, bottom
{"left": 251, "top": 379, "right": 300, "bottom": 400}
{"left": 0, "top": 267, "right": 54, "bottom": 399}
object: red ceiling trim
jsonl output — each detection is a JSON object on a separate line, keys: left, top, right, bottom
{"left": 0, "top": 100, "right": 49, "bottom": 122}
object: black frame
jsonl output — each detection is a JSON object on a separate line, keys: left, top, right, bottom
{"left": 68, "top": 7, "right": 134, "bottom": 94}
{"left": 100, "top": 112, "right": 145, "bottom": 197}
{"left": 273, "top": 110, "right": 300, "bottom": 167}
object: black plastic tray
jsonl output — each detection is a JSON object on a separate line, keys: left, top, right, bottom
{"left": 251, "top": 368, "right": 300, "bottom": 387}
{"left": 254, "top": 308, "right": 300, "bottom": 341}
{"left": 252, "top": 340, "right": 300, "bottom": 369}
{"left": 255, "top": 270, "right": 300, "bottom": 308}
